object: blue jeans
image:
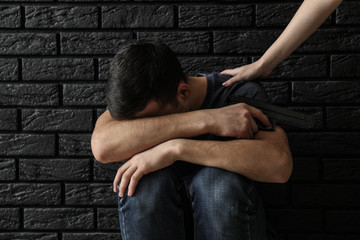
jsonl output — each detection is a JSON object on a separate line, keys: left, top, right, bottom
{"left": 118, "top": 163, "right": 268, "bottom": 240}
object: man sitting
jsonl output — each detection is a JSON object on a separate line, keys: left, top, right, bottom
{"left": 91, "top": 41, "right": 292, "bottom": 240}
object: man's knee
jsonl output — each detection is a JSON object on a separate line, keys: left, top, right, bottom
{"left": 190, "top": 167, "right": 258, "bottom": 216}
{"left": 118, "top": 167, "right": 186, "bottom": 240}
{"left": 190, "top": 167, "right": 267, "bottom": 239}
{"left": 119, "top": 167, "right": 181, "bottom": 213}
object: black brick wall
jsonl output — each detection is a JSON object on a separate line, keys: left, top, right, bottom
{"left": 0, "top": 0, "right": 359, "bottom": 239}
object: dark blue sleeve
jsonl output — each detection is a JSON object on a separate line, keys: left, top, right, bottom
{"left": 232, "top": 81, "right": 270, "bottom": 103}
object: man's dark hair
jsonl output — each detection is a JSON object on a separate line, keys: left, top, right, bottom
{"left": 107, "top": 41, "right": 187, "bottom": 119}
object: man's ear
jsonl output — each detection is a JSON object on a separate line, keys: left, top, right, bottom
{"left": 176, "top": 82, "right": 191, "bottom": 102}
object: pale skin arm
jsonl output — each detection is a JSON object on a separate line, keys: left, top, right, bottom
{"left": 114, "top": 126, "right": 292, "bottom": 197}
{"left": 91, "top": 103, "right": 270, "bottom": 163}
{"left": 221, "top": 0, "right": 343, "bottom": 85}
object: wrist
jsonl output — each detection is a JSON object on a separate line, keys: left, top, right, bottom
{"left": 168, "top": 138, "right": 185, "bottom": 162}
{"left": 257, "top": 57, "right": 275, "bottom": 76}
{"left": 200, "top": 109, "right": 216, "bottom": 135}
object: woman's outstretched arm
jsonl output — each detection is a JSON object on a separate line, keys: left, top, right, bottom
{"left": 221, "top": 0, "right": 343, "bottom": 86}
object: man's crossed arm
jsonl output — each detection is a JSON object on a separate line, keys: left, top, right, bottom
{"left": 91, "top": 103, "right": 292, "bottom": 197}
{"left": 91, "top": 102, "right": 270, "bottom": 163}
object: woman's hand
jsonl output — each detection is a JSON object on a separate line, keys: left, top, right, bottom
{"left": 221, "top": 0, "right": 343, "bottom": 87}
{"left": 221, "top": 60, "right": 272, "bottom": 87}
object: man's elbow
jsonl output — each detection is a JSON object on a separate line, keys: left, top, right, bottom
{"left": 91, "top": 134, "right": 111, "bottom": 164}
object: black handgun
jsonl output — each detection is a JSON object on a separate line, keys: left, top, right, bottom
{"left": 229, "top": 95, "right": 315, "bottom": 131}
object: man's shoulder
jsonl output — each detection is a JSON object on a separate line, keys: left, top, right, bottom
{"left": 202, "top": 72, "right": 270, "bottom": 103}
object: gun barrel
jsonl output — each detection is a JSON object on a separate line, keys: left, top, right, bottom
{"left": 229, "top": 95, "right": 315, "bottom": 129}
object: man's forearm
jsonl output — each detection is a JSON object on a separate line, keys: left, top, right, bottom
{"left": 91, "top": 110, "right": 208, "bottom": 163}
{"left": 113, "top": 126, "right": 292, "bottom": 196}
{"left": 173, "top": 126, "right": 292, "bottom": 183}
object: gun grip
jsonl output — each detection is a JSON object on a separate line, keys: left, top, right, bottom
{"left": 254, "top": 118, "right": 275, "bottom": 131}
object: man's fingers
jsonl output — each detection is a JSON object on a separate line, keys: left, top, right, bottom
{"left": 249, "top": 117, "right": 258, "bottom": 136}
{"left": 119, "top": 165, "right": 137, "bottom": 197}
{"left": 113, "top": 164, "right": 129, "bottom": 193}
{"left": 247, "top": 105, "right": 271, "bottom": 127}
{"left": 127, "top": 170, "right": 144, "bottom": 197}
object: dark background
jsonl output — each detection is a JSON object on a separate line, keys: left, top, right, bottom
{"left": 0, "top": 0, "right": 359, "bottom": 239}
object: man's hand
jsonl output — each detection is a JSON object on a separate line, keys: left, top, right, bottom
{"left": 113, "top": 140, "right": 178, "bottom": 197}
{"left": 206, "top": 103, "right": 271, "bottom": 139}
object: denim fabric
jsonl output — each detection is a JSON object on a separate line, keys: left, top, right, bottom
{"left": 118, "top": 164, "right": 267, "bottom": 240}
{"left": 118, "top": 167, "right": 186, "bottom": 240}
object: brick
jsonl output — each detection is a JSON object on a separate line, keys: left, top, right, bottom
{"left": 214, "top": 31, "right": 280, "bottom": 54}
{"left": 93, "top": 160, "right": 123, "bottom": 181}
{"left": 65, "top": 184, "right": 116, "bottom": 205}
{"left": 63, "top": 233, "right": 121, "bottom": 240}
{"left": 0, "top": 84, "right": 58, "bottom": 106}
{"left": 0, "top": 208, "right": 19, "bottom": 229}
{"left": 24, "top": 208, "right": 93, "bottom": 230}
{"left": 290, "top": 158, "right": 320, "bottom": 182}
{"left": 138, "top": 31, "right": 210, "bottom": 54}
{"left": 23, "top": 58, "right": 94, "bottom": 81}
{"left": 0, "top": 6, "right": 20, "bottom": 28}
{"left": 22, "top": 109, "right": 93, "bottom": 131}
{"left": 0, "top": 159, "right": 16, "bottom": 180}
{"left": 63, "top": 84, "right": 106, "bottom": 106}
{"left": 288, "top": 235, "right": 327, "bottom": 240}
{"left": 331, "top": 55, "right": 360, "bottom": 77}
{"left": 99, "top": 58, "right": 111, "bottom": 81}
{"left": 326, "top": 211, "right": 360, "bottom": 233}
{"left": 324, "top": 236, "right": 360, "bottom": 240}
{"left": 288, "top": 132, "right": 360, "bottom": 156}
{"left": 327, "top": 236, "right": 360, "bottom": 240}
{"left": 287, "top": 107, "right": 323, "bottom": 130}
{"left": 0, "top": 183, "right": 60, "bottom": 205}
{"left": 1, "top": 0, "right": 53, "bottom": 1}
{"left": 61, "top": 32, "right": 132, "bottom": 55}
{"left": 0, "top": 33, "right": 56, "bottom": 55}
{"left": 297, "top": 29, "right": 360, "bottom": 52}
{"left": 255, "top": 183, "right": 288, "bottom": 207}
{"left": 265, "top": 55, "right": 327, "bottom": 79}
{"left": 266, "top": 209, "right": 323, "bottom": 232}
{"left": 292, "top": 81, "right": 360, "bottom": 104}
{"left": 179, "top": 57, "right": 247, "bottom": 76}
{"left": 256, "top": 4, "right": 300, "bottom": 27}
{"left": 323, "top": 159, "right": 360, "bottom": 181}
{"left": 327, "top": 107, "right": 360, "bottom": 129}
{"left": 0, "top": 134, "right": 55, "bottom": 156}
{"left": 0, "top": 233, "right": 57, "bottom": 240}
{"left": 336, "top": 2, "right": 360, "bottom": 24}
{"left": 179, "top": 5, "right": 252, "bottom": 28}
{"left": 292, "top": 184, "right": 360, "bottom": 207}
{"left": 261, "top": 81, "right": 288, "bottom": 104}
{"left": 25, "top": 6, "right": 98, "bottom": 28}
{"left": 19, "top": 159, "right": 91, "bottom": 181}
{"left": 0, "top": 109, "right": 17, "bottom": 131}
{"left": 97, "top": 208, "right": 119, "bottom": 230}
{"left": 0, "top": 58, "right": 18, "bottom": 81}
{"left": 102, "top": 5, "right": 173, "bottom": 28}
{"left": 59, "top": 134, "right": 92, "bottom": 156}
